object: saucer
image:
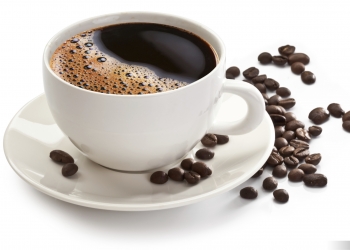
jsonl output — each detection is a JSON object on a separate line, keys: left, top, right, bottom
{"left": 4, "top": 94, "right": 274, "bottom": 211}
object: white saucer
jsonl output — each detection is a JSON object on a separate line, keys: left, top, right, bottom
{"left": 4, "top": 94, "right": 274, "bottom": 211}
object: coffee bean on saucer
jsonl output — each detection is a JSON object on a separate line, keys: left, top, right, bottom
{"left": 286, "top": 120, "right": 305, "bottom": 131}
{"left": 305, "top": 153, "right": 322, "bottom": 165}
{"left": 327, "top": 103, "right": 345, "bottom": 118}
{"left": 273, "top": 189, "right": 289, "bottom": 203}
{"left": 279, "top": 45, "right": 295, "bottom": 56}
{"left": 290, "top": 139, "right": 309, "bottom": 149}
{"left": 267, "top": 152, "right": 284, "bottom": 166}
{"left": 276, "top": 87, "right": 291, "bottom": 97}
{"left": 268, "top": 95, "right": 281, "bottom": 105}
{"left": 240, "top": 187, "right": 258, "bottom": 199}
{"left": 258, "top": 52, "right": 272, "bottom": 64}
{"left": 303, "top": 174, "right": 327, "bottom": 187}
{"left": 252, "top": 74, "right": 267, "bottom": 84}
{"left": 267, "top": 105, "right": 285, "bottom": 115}
{"left": 275, "top": 137, "right": 288, "bottom": 150}
{"left": 50, "top": 150, "right": 74, "bottom": 164}
{"left": 298, "top": 163, "right": 317, "bottom": 174}
{"left": 215, "top": 134, "right": 229, "bottom": 144}
{"left": 243, "top": 67, "right": 259, "bottom": 79}
{"left": 264, "top": 78, "right": 280, "bottom": 90}
{"left": 279, "top": 145, "right": 295, "bottom": 157}
{"left": 192, "top": 162, "right": 212, "bottom": 178}
{"left": 288, "top": 53, "right": 310, "bottom": 65}
{"left": 252, "top": 167, "right": 264, "bottom": 178}
{"left": 272, "top": 55, "right": 288, "bottom": 66}
{"left": 308, "top": 126, "right": 322, "bottom": 136}
{"left": 226, "top": 66, "right": 240, "bottom": 79}
{"left": 293, "top": 147, "right": 310, "bottom": 160}
{"left": 263, "top": 176, "right": 278, "bottom": 191}
{"left": 278, "top": 98, "right": 296, "bottom": 109}
{"left": 184, "top": 171, "right": 201, "bottom": 184}
{"left": 275, "top": 126, "right": 285, "bottom": 138}
{"left": 343, "top": 121, "right": 350, "bottom": 132}
{"left": 196, "top": 148, "right": 215, "bottom": 160}
{"left": 282, "top": 130, "right": 296, "bottom": 142}
{"left": 62, "top": 163, "right": 78, "bottom": 177}
{"left": 296, "top": 128, "right": 311, "bottom": 141}
{"left": 201, "top": 133, "right": 217, "bottom": 147}
{"left": 270, "top": 114, "right": 286, "bottom": 126}
{"left": 272, "top": 164, "right": 287, "bottom": 178}
{"left": 285, "top": 112, "right": 297, "bottom": 123}
{"left": 301, "top": 71, "right": 316, "bottom": 84}
{"left": 168, "top": 167, "right": 185, "bottom": 182}
{"left": 150, "top": 171, "right": 168, "bottom": 184}
{"left": 309, "top": 107, "right": 330, "bottom": 124}
{"left": 291, "top": 62, "right": 305, "bottom": 74}
{"left": 288, "top": 169, "right": 304, "bottom": 182}
{"left": 254, "top": 83, "right": 266, "bottom": 93}
{"left": 284, "top": 155, "right": 299, "bottom": 168}
{"left": 343, "top": 111, "right": 350, "bottom": 122}
{"left": 181, "top": 158, "right": 195, "bottom": 171}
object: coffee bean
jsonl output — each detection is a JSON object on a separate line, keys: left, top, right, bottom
{"left": 293, "top": 147, "right": 310, "bottom": 160}
{"left": 290, "top": 139, "right": 309, "bottom": 149}
{"left": 267, "top": 105, "right": 285, "bottom": 115}
{"left": 288, "top": 169, "right": 304, "bottom": 182}
{"left": 251, "top": 167, "right": 264, "bottom": 178}
{"left": 279, "top": 146, "right": 295, "bottom": 157}
{"left": 272, "top": 55, "right": 288, "bottom": 66}
{"left": 168, "top": 167, "right": 185, "bottom": 181}
{"left": 252, "top": 74, "right": 267, "bottom": 84}
{"left": 308, "top": 107, "right": 330, "bottom": 124}
{"left": 263, "top": 176, "right": 278, "bottom": 191}
{"left": 184, "top": 171, "right": 201, "bottom": 184}
{"left": 268, "top": 95, "right": 281, "bottom": 105}
{"left": 150, "top": 171, "right": 168, "bottom": 184}
{"left": 343, "top": 111, "right": 350, "bottom": 122}
{"left": 50, "top": 150, "right": 74, "bottom": 164}
{"left": 181, "top": 158, "right": 194, "bottom": 171}
{"left": 272, "top": 164, "right": 287, "bottom": 178}
{"left": 285, "top": 112, "right": 297, "bottom": 123}
{"left": 275, "top": 126, "right": 285, "bottom": 138}
{"left": 243, "top": 67, "right": 259, "bottom": 79}
{"left": 62, "top": 163, "right": 78, "bottom": 177}
{"left": 254, "top": 83, "right": 266, "bottom": 93}
{"left": 305, "top": 153, "right": 322, "bottom": 165}
{"left": 279, "top": 45, "right": 295, "bottom": 56}
{"left": 270, "top": 114, "right": 286, "bottom": 126}
{"left": 285, "top": 120, "right": 305, "bottom": 131}
{"left": 291, "top": 62, "right": 305, "bottom": 74}
{"left": 258, "top": 52, "right": 272, "bottom": 64}
{"left": 284, "top": 155, "right": 299, "bottom": 168}
{"left": 273, "top": 189, "right": 289, "bottom": 203}
{"left": 327, "top": 103, "right": 345, "bottom": 118}
{"left": 296, "top": 128, "right": 311, "bottom": 141}
{"left": 215, "top": 134, "right": 229, "bottom": 144}
{"left": 240, "top": 187, "right": 258, "bottom": 199}
{"left": 298, "top": 163, "right": 317, "bottom": 174}
{"left": 196, "top": 148, "right": 215, "bottom": 160}
{"left": 275, "top": 137, "right": 289, "bottom": 150}
{"left": 278, "top": 98, "right": 296, "bottom": 109}
{"left": 308, "top": 126, "right": 322, "bottom": 136}
{"left": 303, "top": 174, "right": 327, "bottom": 187}
{"left": 288, "top": 53, "right": 310, "bottom": 65}
{"left": 226, "top": 66, "right": 240, "bottom": 79}
{"left": 282, "top": 130, "right": 296, "bottom": 142}
{"left": 343, "top": 121, "right": 350, "bottom": 132}
{"left": 276, "top": 87, "right": 291, "bottom": 97}
{"left": 267, "top": 152, "right": 284, "bottom": 166}
{"left": 192, "top": 162, "right": 212, "bottom": 178}
{"left": 264, "top": 78, "right": 280, "bottom": 90}
{"left": 301, "top": 71, "right": 316, "bottom": 84}
{"left": 201, "top": 133, "right": 217, "bottom": 147}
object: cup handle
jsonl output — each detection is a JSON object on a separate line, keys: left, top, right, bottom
{"left": 208, "top": 79, "right": 266, "bottom": 135}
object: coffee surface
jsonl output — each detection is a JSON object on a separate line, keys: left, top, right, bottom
{"left": 50, "top": 23, "right": 217, "bottom": 95}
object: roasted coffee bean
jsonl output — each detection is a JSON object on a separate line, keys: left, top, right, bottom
{"left": 192, "top": 162, "right": 212, "bottom": 178}
{"left": 270, "top": 114, "right": 286, "bottom": 126}
{"left": 184, "top": 171, "right": 201, "bottom": 184}
{"left": 293, "top": 147, "right": 310, "bottom": 159}
{"left": 267, "top": 152, "right": 284, "bottom": 166}
{"left": 196, "top": 148, "right": 215, "bottom": 160}
{"left": 290, "top": 139, "right": 309, "bottom": 149}
{"left": 343, "top": 121, "right": 350, "bottom": 132}
{"left": 168, "top": 167, "right": 185, "bottom": 181}
{"left": 327, "top": 103, "right": 345, "bottom": 118}
{"left": 282, "top": 130, "right": 296, "bottom": 142}
{"left": 298, "top": 164, "right": 317, "bottom": 174}
{"left": 284, "top": 155, "right": 299, "bottom": 168}
{"left": 240, "top": 187, "right": 258, "bottom": 199}
{"left": 288, "top": 169, "right": 304, "bottom": 182}
{"left": 279, "top": 146, "right": 295, "bottom": 157}
{"left": 263, "top": 176, "right": 278, "bottom": 191}
{"left": 303, "top": 174, "right": 327, "bottom": 187}
{"left": 308, "top": 126, "right": 322, "bottom": 136}
{"left": 291, "top": 62, "right": 305, "bottom": 74}
{"left": 252, "top": 74, "right": 267, "bottom": 84}
{"left": 181, "top": 158, "right": 195, "bottom": 170}
{"left": 150, "top": 171, "right": 168, "bottom": 184}
{"left": 62, "top": 163, "right": 78, "bottom": 177}
{"left": 215, "top": 134, "right": 229, "bottom": 144}
{"left": 267, "top": 106, "right": 285, "bottom": 115}
{"left": 258, "top": 52, "right": 272, "bottom": 64}
{"left": 305, "top": 153, "right": 322, "bottom": 165}
{"left": 251, "top": 167, "right": 264, "bottom": 178}
{"left": 272, "top": 164, "right": 288, "bottom": 178}
{"left": 301, "top": 71, "right": 316, "bottom": 84}
{"left": 276, "top": 87, "right": 291, "bottom": 97}
{"left": 254, "top": 83, "right": 266, "bottom": 93}
{"left": 50, "top": 150, "right": 74, "bottom": 164}
{"left": 285, "top": 112, "right": 296, "bottom": 123}
{"left": 275, "top": 126, "right": 285, "bottom": 138}
{"left": 264, "top": 78, "right": 280, "bottom": 90}
{"left": 272, "top": 55, "right": 288, "bottom": 66}
{"left": 273, "top": 189, "right": 289, "bottom": 203}
{"left": 285, "top": 120, "right": 305, "bottom": 131}
{"left": 288, "top": 53, "right": 310, "bottom": 65}
{"left": 296, "top": 128, "right": 311, "bottom": 141}
{"left": 278, "top": 98, "right": 296, "bottom": 109}
{"left": 278, "top": 45, "right": 295, "bottom": 56}
{"left": 268, "top": 95, "right": 281, "bottom": 105}
{"left": 343, "top": 111, "right": 350, "bottom": 122}
{"left": 201, "top": 133, "right": 217, "bottom": 147}
{"left": 226, "top": 66, "right": 240, "bottom": 79}
{"left": 275, "top": 137, "right": 289, "bottom": 150}
{"left": 308, "top": 107, "right": 330, "bottom": 124}
{"left": 243, "top": 67, "right": 259, "bottom": 79}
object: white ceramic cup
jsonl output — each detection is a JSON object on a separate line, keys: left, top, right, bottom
{"left": 43, "top": 12, "right": 265, "bottom": 171}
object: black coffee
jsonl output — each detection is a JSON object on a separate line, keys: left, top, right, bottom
{"left": 50, "top": 23, "right": 218, "bottom": 95}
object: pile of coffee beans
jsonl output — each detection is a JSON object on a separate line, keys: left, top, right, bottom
{"left": 49, "top": 150, "right": 78, "bottom": 177}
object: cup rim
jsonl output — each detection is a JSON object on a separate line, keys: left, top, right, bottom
{"left": 43, "top": 11, "right": 226, "bottom": 98}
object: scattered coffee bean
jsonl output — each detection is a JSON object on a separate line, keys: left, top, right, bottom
{"left": 243, "top": 67, "right": 259, "bottom": 79}
{"left": 50, "top": 150, "right": 74, "bottom": 164}
{"left": 272, "top": 164, "right": 288, "bottom": 178}
{"left": 308, "top": 126, "right": 322, "bottom": 136}
{"left": 303, "top": 174, "right": 327, "bottom": 187}
{"left": 272, "top": 55, "right": 288, "bottom": 66}
{"left": 252, "top": 167, "right": 264, "bottom": 178}
{"left": 290, "top": 139, "right": 309, "bottom": 149}
{"left": 168, "top": 167, "right": 185, "bottom": 182}
{"left": 252, "top": 74, "right": 267, "bottom": 84}
{"left": 258, "top": 52, "right": 272, "bottom": 64}
{"left": 288, "top": 169, "right": 304, "bottom": 182}
{"left": 275, "top": 137, "right": 289, "bottom": 150}
{"left": 184, "top": 171, "right": 201, "bottom": 184}
{"left": 278, "top": 98, "right": 296, "bottom": 109}
{"left": 327, "top": 103, "right": 345, "bottom": 118}
{"left": 301, "top": 71, "right": 316, "bottom": 84}
{"left": 201, "top": 133, "right": 217, "bottom": 147}
{"left": 288, "top": 53, "right": 310, "bottom": 65}
{"left": 254, "top": 83, "right": 266, "bottom": 93}
{"left": 276, "top": 87, "right": 291, "bottom": 97}
{"left": 275, "top": 126, "right": 285, "bottom": 138}
{"left": 196, "top": 148, "right": 215, "bottom": 160}
{"left": 296, "top": 128, "right": 311, "bottom": 141}
{"left": 181, "top": 158, "right": 194, "bottom": 171}
{"left": 343, "top": 111, "right": 350, "bottom": 122}
{"left": 264, "top": 78, "right": 280, "bottom": 90}
{"left": 268, "top": 95, "right": 281, "bottom": 105}
{"left": 285, "top": 120, "right": 305, "bottom": 131}
{"left": 343, "top": 121, "right": 350, "bottom": 132}
{"left": 273, "top": 189, "right": 289, "bottom": 203}
{"left": 150, "top": 171, "right": 168, "bottom": 184}
{"left": 215, "top": 134, "right": 229, "bottom": 144}
{"left": 278, "top": 45, "right": 295, "bottom": 56}
{"left": 263, "top": 176, "right": 278, "bottom": 191}
{"left": 293, "top": 147, "right": 310, "bottom": 160}
{"left": 267, "top": 152, "right": 284, "bottom": 166}
{"left": 279, "top": 145, "right": 295, "bottom": 157}
{"left": 282, "top": 130, "right": 296, "bottom": 142}
{"left": 305, "top": 153, "right": 322, "bottom": 165}
{"left": 267, "top": 106, "right": 285, "bottom": 115}
{"left": 291, "top": 62, "right": 305, "bottom": 74}
{"left": 285, "top": 112, "right": 297, "bottom": 123}
{"left": 62, "top": 163, "right": 78, "bottom": 177}
{"left": 298, "top": 163, "right": 317, "bottom": 174}
{"left": 308, "top": 107, "right": 330, "bottom": 124}
{"left": 226, "top": 66, "right": 240, "bottom": 79}
{"left": 192, "top": 162, "right": 212, "bottom": 178}
{"left": 270, "top": 114, "right": 286, "bottom": 126}
{"left": 284, "top": 155, "right": 299, "bottom": 168}
{"left": 240, "top": 187, "right": 258, "bottom": 199}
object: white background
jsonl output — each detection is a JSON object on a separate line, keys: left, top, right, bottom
{"left": 1, "top": 0, "right": 350, "bottom": 249}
